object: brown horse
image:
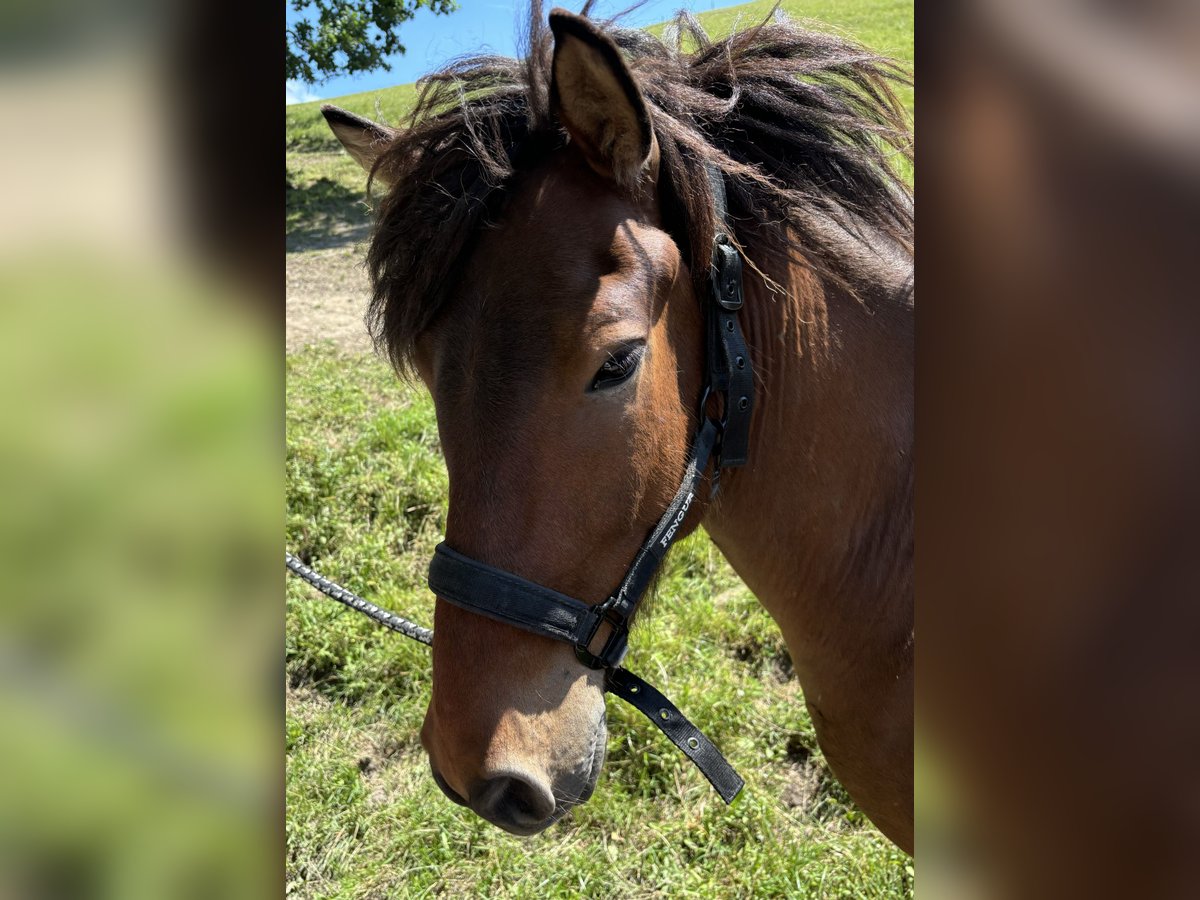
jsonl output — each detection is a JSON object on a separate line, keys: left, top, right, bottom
{"left": 324, "top": 5, "right": 913, "bottom": 852}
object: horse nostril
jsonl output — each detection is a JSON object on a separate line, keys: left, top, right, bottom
{"left": 471, "top": 773, "right": 556, "bottom": 832}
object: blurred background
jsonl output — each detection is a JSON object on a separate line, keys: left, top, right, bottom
{"left": 0, "top": 1, "right": 278, "bottom": 897}
{"left": 918, "top": 1, "right": 1200, "bottom": 897}
{"left": 1, "top": 0, "right": 1197, "bottom": 896}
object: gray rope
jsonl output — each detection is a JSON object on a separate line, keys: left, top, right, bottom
{"left": 285, "top": 553, "right": 433, "bottom": 646}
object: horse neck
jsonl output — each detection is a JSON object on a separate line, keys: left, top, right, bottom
{"left": 702, "top": 244, "right": 914, "bottom": 702}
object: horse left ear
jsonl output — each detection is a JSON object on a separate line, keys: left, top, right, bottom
{"left": 321, "top": 105, "right": 397, "bottom": 181}
{"left": 549, "top": 9, "right": 658, "bottom": 188}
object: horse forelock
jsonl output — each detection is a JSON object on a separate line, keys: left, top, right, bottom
{"left": 364, "top": 1, "right": 913, "bottom": 376}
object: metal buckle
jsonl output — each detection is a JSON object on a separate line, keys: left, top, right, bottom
{"left": 711, "top": 235, "right": 743, "bottom": 312}
{"left": 574, "top": 598, "right": 628, "bottom": 670}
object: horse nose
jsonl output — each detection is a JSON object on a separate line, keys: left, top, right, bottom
{"left": 470, "top": 771, "right": 556, "bottom": 834}
{"left": 430, "top": 767, "right": 469, "bottom": 808}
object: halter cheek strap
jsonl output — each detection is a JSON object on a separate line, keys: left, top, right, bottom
{"left": 427, "top": 165, "right": 753, "bottom": 805}
{"left": 707, "top": 165, "right": 755, "bottom": 468}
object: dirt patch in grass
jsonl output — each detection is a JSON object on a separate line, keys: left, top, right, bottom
{"left": 287, "top": 149, "right": 379, "bottom": 355}
{"left": 354, "top": 730, "right": 422, "bottom": 807}
{"left": 731, "top": 634, "right": 796, "bottom": 683}
{"left": 286, "top": 245, "right": 374, "bottom": 354}
{"left": 782, "top": 761, "right": 824, "bottom": 811}
{"left": 286, "top": 682, "right": 333, "bottom": 722}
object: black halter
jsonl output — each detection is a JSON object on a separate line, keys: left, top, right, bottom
{"left": 427, "top": 166, "right": 755, "bottom": 804}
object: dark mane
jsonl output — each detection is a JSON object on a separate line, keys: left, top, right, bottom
{"left": 366, "top": 1, "right": 913, "bottom": 373}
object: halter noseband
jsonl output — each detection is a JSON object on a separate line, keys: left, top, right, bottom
{"left": 427, "top": 166, "right": 755, "bottom": 803}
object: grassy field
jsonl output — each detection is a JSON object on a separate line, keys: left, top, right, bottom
{"left": 287, "top": 1, "right": 913, "bottom": 896}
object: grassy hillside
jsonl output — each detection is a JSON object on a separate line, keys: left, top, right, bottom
{"left": 287, "top": 1, "right": 913, "bottom": 897}
{"left": 287, "top": 82, "right": 420, "bottom": 153}
{"left": 285, "top": 0, "right": 912, "bottom": 153}
{"left": 286, "top": 0, "right": 912, "bottom": 245}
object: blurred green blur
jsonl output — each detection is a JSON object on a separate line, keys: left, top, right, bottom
{"left": 0, "top": 252, "right": 277, "bottom": 898}
{"left": 1, "top": 0, "right": 279, "bottom": 885}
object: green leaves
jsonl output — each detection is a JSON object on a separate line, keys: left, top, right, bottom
{"left": 286, "top": 0, "right": 459, "bottom": 84}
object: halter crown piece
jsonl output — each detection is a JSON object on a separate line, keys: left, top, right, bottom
{"left": 427, "top": 165, "right": 754, "bottom": 803}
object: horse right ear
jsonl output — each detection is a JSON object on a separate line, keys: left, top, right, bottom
{"left": 548, "top": 9, "right": 657, "bottom": 189}
{"left": 321, "top": 105, "right": 397, "bottom": 179}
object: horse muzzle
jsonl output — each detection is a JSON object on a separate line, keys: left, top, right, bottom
{"left": 427, "top": 711, "right": 607, "bottom": 836}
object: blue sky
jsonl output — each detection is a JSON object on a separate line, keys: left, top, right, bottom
{"left": 286, "top": 1, "right": 732, "bottom": 104}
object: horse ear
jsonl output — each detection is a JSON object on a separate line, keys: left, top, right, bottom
{"left": 321, "top": 105, "right": 397, "bottom": 177}
{"left": 549, "top": 9, "right": 657, "bottom": 188}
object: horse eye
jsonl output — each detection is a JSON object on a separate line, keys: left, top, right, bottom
{"left": 590, "top": 345, "right": 644, "bottom": 391}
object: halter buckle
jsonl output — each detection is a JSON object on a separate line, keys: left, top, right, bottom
{"left": 574, "top": 598, "right": 629, "bottom": 670}
{"left": 711, "top": 235, "right": 743, "bottom": 312}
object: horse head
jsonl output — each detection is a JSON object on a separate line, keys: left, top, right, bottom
{"left": 326, "top": 10, "right": 708, "bottom": 834}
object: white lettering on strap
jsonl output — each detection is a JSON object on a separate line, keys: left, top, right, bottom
{"left": 659, "top": 491, "right": 695, "bottom": 548}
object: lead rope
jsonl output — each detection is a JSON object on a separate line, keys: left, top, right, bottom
{"left": 285, "top": 552, "right": 744, "bottom": 803}
{"left": 286, "top": 553, "right": 432, "bottom": 645}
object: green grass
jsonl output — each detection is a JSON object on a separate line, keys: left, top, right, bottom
{"left": 287, "top": 1, "right": 912, "bottom": 895}
{"left": 286, "top": 348, "right": 912, "bottom": 898}
{"left": 286, "top": 152, "right": 373, "bottom": 249}
{"left": 650, "top": 0, "right": 912, "bottom": 113}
